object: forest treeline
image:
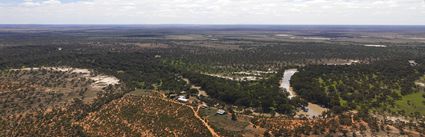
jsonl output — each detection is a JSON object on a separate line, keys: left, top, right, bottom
{"left": 1, "top": 40, "right": 425, "bottom": 115}
{"left": 182, "top": 70, "right": 307, "bottom": 115}
{"left": 291, "top": 58, "right": 425, "bottom": 114}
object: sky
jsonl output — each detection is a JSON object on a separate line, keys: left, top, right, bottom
{"left": 0, "top": 0, "right": 424, "bottom": 25}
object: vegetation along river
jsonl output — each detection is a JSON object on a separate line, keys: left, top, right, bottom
{"left": 281, "top": 69, "right": 328, "bottom": 118}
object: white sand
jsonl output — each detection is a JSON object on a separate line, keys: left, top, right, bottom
{"left": 303, "top": 37, "right": 331, "bottom": 40}
{"left": 275, "top": 34, "right": 292, "bottom": 37}
{"left": 326, "top": 59, "right": 360, "bottom": 65}
{"left": 11, "top": 67, "right": 119, "bottom": 88}
{"left": 296, "top": 103, "right": 328, "bottom": 118}
{"left": 416, "top": 82, "right": 425, "bottom": 87}
{"left": 90, "top": 75, "right": 120, "bottom": 88}
{"left": 364, "top": 44, "right": 387, "bottom": 47}
{"left": 203, "top": 73, "right": 260, "bottom": 81}
{"left": 233, "top": 70, "right": 276, "bottom": 76}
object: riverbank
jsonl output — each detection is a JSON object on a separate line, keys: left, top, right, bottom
{"left": 281, "top": 69, "right": 328, "bottom": 118}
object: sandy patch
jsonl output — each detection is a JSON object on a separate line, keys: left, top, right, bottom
{"left": 275, "top": 34, "right": 292, "bottom": 37}
{"left": 386, "top": 116, "right": 410, "bottom": 123}
{"left": 182, "top": 78, "right": 209, "bottom": 97}
{"left": 11, "top": 67, "right": 119, "bottom": 89}
{"left": 302, "top": 37, "right": 331, "bottom": 40}
{"left": 203, "top": 73, "right": 260, "bottom": 81}
{"left": 90, "top": 75, "right": 120, "bottom": 89}
{"left": 326, "top": 59, "right": 360, "bottom": 65}
{"left": 415, "top": 82, "right": 425, "bottom": 87}
{"left": 364, "top": 44, "right": 387, "bottom": 48}
{"left": 135, "top": 43, "right": 169, "bottom": 49}
{"left": 296, "top": 103, "right": 328, "bottom": 118}
{"left": 233, "top": 70, "right": 276, "bottom": 76}
{"left": 202, "top": 70, "right": 275, "bottom": 81}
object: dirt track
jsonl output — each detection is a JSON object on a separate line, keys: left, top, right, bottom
{"left": 156, "top": 92, "right": 220, "bottom": 137}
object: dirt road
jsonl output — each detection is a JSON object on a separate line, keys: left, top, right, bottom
{"left": 155, "top": 92, "right": 220, "bottom": 137}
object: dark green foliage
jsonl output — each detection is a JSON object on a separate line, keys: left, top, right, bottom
{"left": 292, "top": 58, "right": 425, "bottom": 113}
{"left": 182, "top": 71, "right": 299, "bottom": 114}
{"left": 0, "top": 45, "right": 187, "bottom": 91}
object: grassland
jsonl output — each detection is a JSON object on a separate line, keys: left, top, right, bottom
{"left": 394, "top": 92, "right": 425, "bottom": 115}
{"left": 386, "top": 75, "right": 425, "bottom": 115}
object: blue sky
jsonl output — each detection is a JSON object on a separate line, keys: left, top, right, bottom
{"left": 0, "top": 0, "right": 424, "bottom": 25}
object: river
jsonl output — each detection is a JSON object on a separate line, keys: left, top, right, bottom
{"left": 280, "top": 69, "right": 298, "bottom": 99}
{"left": 281, "top": 69, "right": 328, "bottom": 118}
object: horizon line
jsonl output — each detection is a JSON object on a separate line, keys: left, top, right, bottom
{"left": 0, "top": 24, "right": 425, "bottom": 26}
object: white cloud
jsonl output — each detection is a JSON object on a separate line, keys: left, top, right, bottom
{"left": 42, "top": 0, "right": 62, "bottom": 5}
{"left": 20, "top": 0, "right": 62, "bottom": 7}
{"left": 0, "top": 0, "right": 424, "bottom": 24}
{"left": 22, "top": 0, "right": 40, "bottom": 6}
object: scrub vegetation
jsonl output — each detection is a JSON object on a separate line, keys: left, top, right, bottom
{"left": 1, "top": 25, "right": 424, "bottom": 136}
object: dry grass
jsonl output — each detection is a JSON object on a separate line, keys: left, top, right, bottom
{"left": 79, "top": 95, "right": 212, "bottom": 137}
{"left": 0, "top": 69, "right": 98, "bottom": 115}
